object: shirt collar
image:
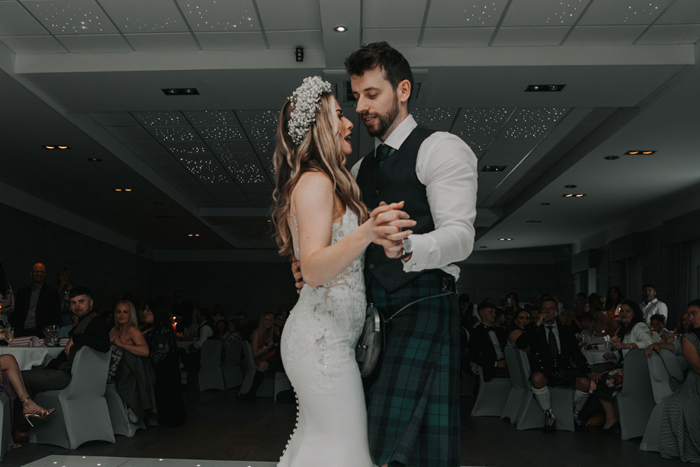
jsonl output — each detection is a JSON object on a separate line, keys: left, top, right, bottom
{"left": 374, "top": 115, "right": 417, "bottom": 153}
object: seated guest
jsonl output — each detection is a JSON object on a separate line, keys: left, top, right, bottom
{"left": 108, "top": 300, "right": 156, "bottom": 422}
{"left": 590, "top": 292, "right": 619, "bottom": 337}
{"left": 516, "top": 296, "right": 599, "bottom": 432}
{"left": 659, "top": 299, "right": 700, "bottom": 463}
{"left": 222, "top": 317, "right": 241, "bottom": 343}
{"left": 0, "top": 353, "right": 54, "bottom": 448}
{"left": 12, "top": 262, "right": 61, "bottom": 337}
{"left": 211, "top": 303, "right": 225, "bottom": 325}
{"left": 236, "top": 313, "right": 282, "bottom": 400}
{"left": 579, "top": 313, "right": 606, "bottom": 347}
{"left": 508, "top": 309, "right": 531, "bottom": 348}
{"left": 141, "top": 302, "right": 186, "bottom": 427}
{"left": 17, "top": 286, "right": 109, "bottom": 439}
{"left": 215, "top": 319, "right": 226, "bottom": 342}
{"left": 183, "top": 308, "right": 215, "bottom": 384}
{"left": 469, "top": 302, "right": 508, "bottom": 381}
{"left": 649, "top": 313, "right": 669, "bottom": 342}
{"left": 589, "top": 299, "right": 653, "bottom": 431}
{"left": 559, "top": 309, "right": 576, "bottom": 330}
{"left": 0, "top": 262, "right": 15, "bottom": 327}
{"left": 674, "top": 311, "right": 691, "bottom": 335}
{"left": 236, "top": 311, "right": 256, "bottom": 342}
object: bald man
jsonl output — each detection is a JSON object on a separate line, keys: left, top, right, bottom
{"left": 12, "top": 262, "right": 61, "bottom": 337}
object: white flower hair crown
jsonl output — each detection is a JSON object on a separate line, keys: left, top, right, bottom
{"left": 288, "top": 76, "right": 333, "bottom": 146}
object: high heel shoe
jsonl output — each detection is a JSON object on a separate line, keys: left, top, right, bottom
{"left": 20, "top": 397, "right": 55, "bottom": 427}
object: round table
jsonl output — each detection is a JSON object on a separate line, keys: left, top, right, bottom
{"left": 0, "top": 346, "right": 64, "bottom": 370}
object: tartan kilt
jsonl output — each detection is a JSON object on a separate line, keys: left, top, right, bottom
{"left": 366, "top": 271, "right": 461, "bottom": 467}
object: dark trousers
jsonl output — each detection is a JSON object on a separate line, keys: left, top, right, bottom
{"left": 21, "top": 368, "right": 71, "bottom": 394}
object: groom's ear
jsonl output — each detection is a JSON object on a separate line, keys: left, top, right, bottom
{"left": 397, "top": 79, "right": 411, "bottom": 104}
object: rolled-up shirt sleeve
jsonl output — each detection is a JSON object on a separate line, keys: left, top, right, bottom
{"left": 403, "top": 133, "right": 478, "bottom": 274}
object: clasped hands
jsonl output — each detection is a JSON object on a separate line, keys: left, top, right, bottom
{"left": 369, "top": 201, "right": 415, "bottom": 260}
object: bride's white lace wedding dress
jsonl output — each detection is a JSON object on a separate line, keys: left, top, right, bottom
{"left": 277, "top": 208, "right": 374, "bottom": 467}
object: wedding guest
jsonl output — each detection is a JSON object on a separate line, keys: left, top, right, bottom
{"left": 516, "top": 297, "right": 598, "bottom": 432}
{"left": 574, "top": 293, "right": 587, "bottom": 317}
{"left": 641, "top": 284, "right": 668, "bottom": 325}
{"left": 508, "top": 309, "right": 531, "bottom": 348}
{"left": 222, "top": 317, "right": 241, "bottom": 343}
{"left": 674, "top": 311, "right": 690, "bottom": 335}
{"left": 528, "top": 292, "right": 541, "bottom": 310}
{"left": 215, "top": 319, "right": 226, "bottom": 341}
{"left": 469, "top": 302, "right": 508, "bottom": 381}
{"left": 141, "top": 302, "right": 186, "bottom": 427}
{"left": 17, "top": 286, "right": 109, "bottom": 439}
{"left": 273, "top": 313, "right": 285, "bottom": 344}
{"left": 189, "top": 308, "right": 214, "bottom": 351}
{"left": 659, "top": 299, "right": 700, "bottom": 463}
{"left": 589, "top": 299, "right": 654, "bottom": 431}
{"left": 0, "top": 353, "right": 54, "bottom": 448}
{"left": 0, "top": 262, "right": 14, "bottom": 327}
{"left": 650, "top": 313, "right": 669, "bottom": 342}
{"left": 12, "top": 263, "right": 61, "bottom": 337}
{"left": 56, "top": 267, "right": 73, "bottom": 327}
{"left": 589, "top": 292, "right": 618, "bottom": 336}
{"left": 108, "top": 300, "right": 156, "bottom": 421}
{"left": 605, "top": 286, "right": 623, "bottom": 321}
{"left": 236, "top": 313, "right": 281, "bottom": 400}
{"left": 185, "top": 308, "right": 199, "bottom": 341}
{"left": 505, "top": 292, "right": 521, "bottom": 314}
{"left": 212, "top": 303, "right": 225, "bottom": 325}
{"left": 580, "top": 313, "right": 605, "bottom": 347}
{"left": 235, "top": 311, "right": 255, "bottom": 342}
{"left": 559, "top": 309, "right": 576, "bottom": 330}
{"left": 553, "top": 293, "right": 564, "bottom": 313}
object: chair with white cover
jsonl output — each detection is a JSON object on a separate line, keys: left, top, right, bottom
{"left": 104, "top": 382, "right": 145, "bottom": 437}
{"left": 617, "top": 349, "right": 655, "bottom": 441}
{"left": 0, "top": 392, "right": 11, "bottom": 461}
{"left": 501, "top": 346, "right": 527, "bottom": 424}
{"left": 470, "top": 363, "right": 512, "bottom": 417}
{"left": 513, "top": 349, "right": 574, "bottom": 431}
{"left": 238, "top": 341, "right": 274, "bottom": 397}
{"left": 30, "top": 346, "right": 115, "bottom": 449}
{"left": 197, "top": 340, "right": 225, "bottom": 392}
{"left": 222, "top": 340, "right": 244, "bottom": 390}
{"left": 640, "top": 349, "right": 685, "bottom": 451}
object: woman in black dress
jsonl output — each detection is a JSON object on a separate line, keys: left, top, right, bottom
{"left": 140, "top": 301, "right": 186, "bottom": 427}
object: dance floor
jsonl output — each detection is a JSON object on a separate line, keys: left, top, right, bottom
{"left": 23, "top": 456, "right": 278, "bottom": 467}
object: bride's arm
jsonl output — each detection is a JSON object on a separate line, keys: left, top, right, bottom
{"left": 295, "top": 172, "right": 413, "bottom": 288}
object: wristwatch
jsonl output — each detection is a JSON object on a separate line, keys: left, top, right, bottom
{"left": 402, "top": 237, "right": 413, "bottom": 257}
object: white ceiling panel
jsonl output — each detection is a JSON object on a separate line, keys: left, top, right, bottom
{"left": 564, "top": 25, "right": 646, "bottom": 45}
{"left": 176, "top": 0, "right": 261, "bottom": 32}
{"left": 195, "top": 32, "right": 265, "bottom": 50}
{"left": 266, "top": 30, "right": 323, "bottom": 49}
{"left": 636, "top": 24, "right": 700, "bottom": 45}
{"left": 256, "top": 0, "right": 321, "bottom": 31}
{"left": 656, "top": 0, "right": 700, "bottom": 24}
{"left": 492, "top": 27, "right": 570, "bottom": 46}
{"left": 57, "top": 34, "right": 131, "bottom": 52}
{"left": 99, "top": 0, "right": 189, "bottom": 33}
{"left": 125, "top": 32, "right": 199, "bottom": 52}
{"left": 363, "top": 0, "right": 427, "bottom": 28}
{"left": 362, "top": 28, "right": 420, "bottom": 48}
{"left": 0, "top": 1, "right": 48, "bottom": 35}
{"left": 426, "top": 0, "right": 508, "bottom": 28}
{"left": 502, "top": 0, "right": 591, "bottom": 27}
{"left": 21, "top": 0, "right": 119, "bottom": 35}
{"left": 421, "top": 27, "right": 494, "bottom": 47}
{"left": 578, "top": 0, "right": 673, "bottom": 26}
{"left": 0, "top": 35, "right": 65, "bottom": 53}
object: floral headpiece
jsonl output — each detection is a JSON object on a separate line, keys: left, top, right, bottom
{"left": 288, "top": 76, "right": 332, "bottom": 146}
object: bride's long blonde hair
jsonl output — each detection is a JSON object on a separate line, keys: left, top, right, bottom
{"left": 272, "top": 92, "right": 368, "bottom": 257}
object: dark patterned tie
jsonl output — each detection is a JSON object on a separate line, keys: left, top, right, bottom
{"left": 376, "top": 144, "right": 391, "bottom": 167}
{"left": 547, "top": 325, "right": 559, "bottom": 357}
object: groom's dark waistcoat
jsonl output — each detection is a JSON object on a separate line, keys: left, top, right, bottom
{"left": 356, "top": 125, "right": 438, "bottom": 293}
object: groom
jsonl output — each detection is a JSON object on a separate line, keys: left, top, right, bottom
{"left": 346, "top": 42, "right": 477, "bottom": 467}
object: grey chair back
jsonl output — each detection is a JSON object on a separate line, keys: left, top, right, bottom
{"left": 617, "top": 349, "right": 655, "bottom": 440}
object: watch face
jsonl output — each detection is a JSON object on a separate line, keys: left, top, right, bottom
{"left": 402, "top": 238, "right": 412, "bottom": 254}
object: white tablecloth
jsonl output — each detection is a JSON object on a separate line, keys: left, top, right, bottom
{"left": 582, "top": 349, "right": 610, "bottom": 365}
{"left": 0, "top": 346, "right": 64, "bottom": 370}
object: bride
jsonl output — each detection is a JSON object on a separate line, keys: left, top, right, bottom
{"left": 272, "top": 77, "right": 413, "bottom": 466}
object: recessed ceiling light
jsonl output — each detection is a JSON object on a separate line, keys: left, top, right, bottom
{"left": 526, "top": 84, "right": 565, "bottom": 92}
{"left": 58, "top": 145, "right": 69, "bottom": 149}
{"left": 295, "top": 47, "right": 304, "bottom": 62}
{"left": 482, "top": 165, "right": 507, "bottom": 172}
{"left": 625, "top": 150, "right": 656, "bottom": 155}
{"left": 564, "top": 184, "right": 577, "bottom": 189}
{"left": 188, "top": 233, "right": 201, "bottom": 237}
{"left": 604, "top": 155, "right": 619, "bottom": 160}
{"left": 563, "top": 193, "right": 586, "bottom": 198}
{"left": 334, "top": 25, "right": 348, "bottom": 32}
{"left": 124, "top": 188, "right": 132, "bottom": 192}
{"left": 87, "top": 157, "right": 102, "bottom": 162}
{"left": 114, "top": 188, "right": 122, "bottom": 192}
{"left": 162, "top": 88, "right": 199, "bottom": 96}
{"left": 43, "top": 145, "right": 55, "bottom": 149}
{"left": 114, "top": 188, "right": 132, "bottom": 192}
{"left": 498, "top": 238, "right": 513, "bottom": 241}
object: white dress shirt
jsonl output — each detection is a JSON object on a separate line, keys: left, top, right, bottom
{"left": 641, "top": 298, "right": 668, "bottom": 325}
{"left": 194, "top": 321, "right": 214, "bottom": 349}
{"left": 351, "top": 115, "right": 478, "bottom": 280}
{"left": 487, "top": 327, "right": 505, "bottom": 362}
{"left": 618, "top": 322, "right": 654, "bottom": 359}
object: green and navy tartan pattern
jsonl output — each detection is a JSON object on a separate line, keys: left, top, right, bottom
{"left": 367, "top": 271, "right": 461, "bottom": 467}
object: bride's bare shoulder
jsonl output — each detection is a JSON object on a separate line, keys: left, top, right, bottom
{"left": 293, "top": 171, "right": 333, "bottom": 200}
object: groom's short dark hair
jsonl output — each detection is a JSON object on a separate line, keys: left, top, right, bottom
{"left": 344, "top": 41, "right": 414, "bottom": 94}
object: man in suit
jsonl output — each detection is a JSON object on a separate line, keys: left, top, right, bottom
{"left": 516, "top": 296, "right": 600, "bottom": 432}
{"left": 12, "top": 262, "right": 61, "bottom": 337}
{"left": 469, "top": 302, "right": 508, "bottom": 381}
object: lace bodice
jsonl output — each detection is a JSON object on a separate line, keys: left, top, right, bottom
{"left": 281, "top": 208, "right": 366, "bottom": 394}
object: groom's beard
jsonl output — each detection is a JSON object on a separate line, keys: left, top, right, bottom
{"left": 363, "top": 96, "right": 400, "bottom": 139}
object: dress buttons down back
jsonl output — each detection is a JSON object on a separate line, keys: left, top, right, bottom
{"left": 369, "top": 264, "right": 375, "bottom": 270}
